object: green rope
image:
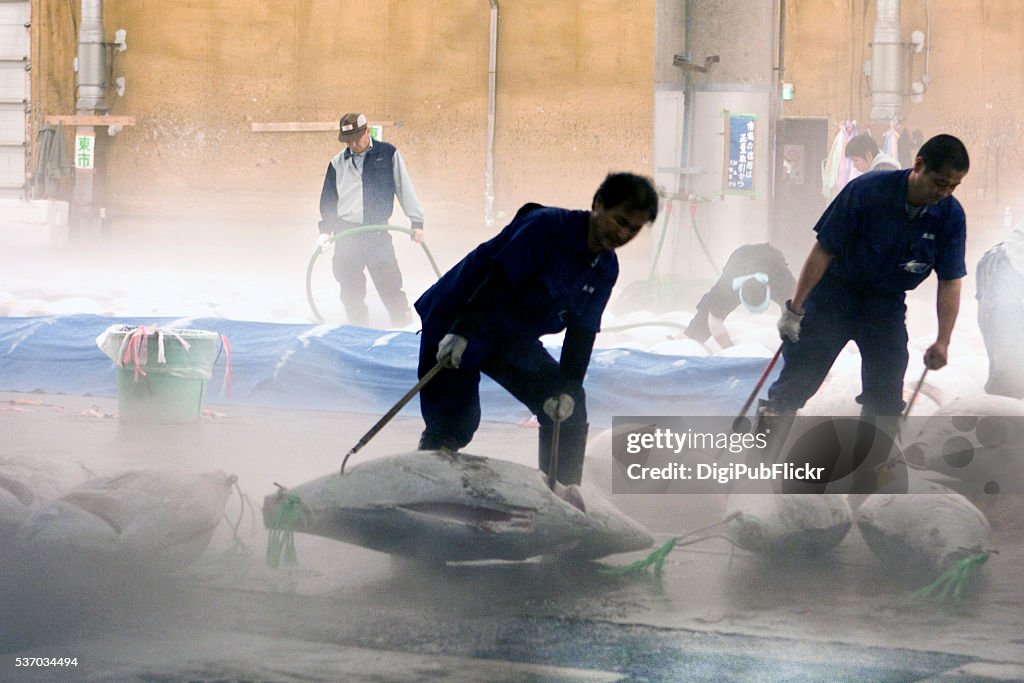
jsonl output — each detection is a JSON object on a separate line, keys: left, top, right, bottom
{"left": 599, "top": 518, "right": 739, "bottom": 577}
{"left": 599, "top": 537, "right": 679, "bottom": 576}
{"left": 911, "top": 553, "right": 988, "bottom": 611}
{"left": 265, "top": 492, "right": 304, "bottom": 568}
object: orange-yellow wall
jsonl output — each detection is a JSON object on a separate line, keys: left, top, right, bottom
{"left": 31, "top": 1, "right": 1024, "bottom": 242}
{"left": 33, "top": 0, "right": 656, "bottom": 236}
{"left": 783, "top": 0, "right": 1024, "bottom": 233}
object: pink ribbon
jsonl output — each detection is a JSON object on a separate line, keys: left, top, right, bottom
{"left": 121, "top": 325, "right": 154, "bottom": 381}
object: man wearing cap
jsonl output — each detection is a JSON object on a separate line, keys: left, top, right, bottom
{"left": 681, "top": 243, "right": 796, "bottom": 350}
{"left": 318, "top": 112, "right": 425, "bottom": 327}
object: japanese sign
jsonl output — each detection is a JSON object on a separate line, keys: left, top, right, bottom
{"left": 74, "top": 133, "right": 96, "bottom": 171}
{"left": 723, "top": 111, "right": 757, "bottom": 196}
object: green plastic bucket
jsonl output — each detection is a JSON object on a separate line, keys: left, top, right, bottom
{"left": 109, "top": 327, "right": 221, "bottom": 423}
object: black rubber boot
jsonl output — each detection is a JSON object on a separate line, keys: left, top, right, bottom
{"left": 389, "top": 306, "right": 412, "bottom": 328}
{"left": 417, "top": 432, "right": 460, "bottom": 452}
{"left": 538, "top": 422, "right": 589, "bottom": 487}
{"left": 750, "top": 399, "right": 796, "bottom": 467}
{"left": 343, "top": 300, "right": 369, "bottom": 327}
{"left": 848, "top": 411, "right": 905, "bottom": 501}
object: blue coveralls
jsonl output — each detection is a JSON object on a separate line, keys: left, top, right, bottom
{"left": 414, "top": 207, "right": 616, "bottom": 452}
{"left": 767, "top": 169, "right": 967, "bottom": 416}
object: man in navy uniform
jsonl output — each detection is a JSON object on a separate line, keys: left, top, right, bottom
{"left": 764, "top": 134, "right": 969, "bottom": 419}
{"left": 414, "top": 173, "right": 659, "bottom": 486}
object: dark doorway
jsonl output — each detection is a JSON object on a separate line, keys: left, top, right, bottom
{"left": 772, "top": 117, "right": 830, "bottom": 268}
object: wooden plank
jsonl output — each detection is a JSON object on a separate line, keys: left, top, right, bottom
{"left": 45, "top": 115, "right": 136, "bottom": 126}
{"left": 250, "top": 120, "right": 397, "bottom": 133}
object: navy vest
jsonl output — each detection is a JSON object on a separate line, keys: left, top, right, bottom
{"left": 362, "top": 141, "right": 397, "bottom": 225}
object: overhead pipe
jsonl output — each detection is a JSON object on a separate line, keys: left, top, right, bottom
{"left": 485, "top": 0, "right": 498, "bottom": 228}
{"left": 76, "top": 0, "right": 108, "bottom": 112}
{"left": 868, "top": 0, "right": 904, "bottom": 122}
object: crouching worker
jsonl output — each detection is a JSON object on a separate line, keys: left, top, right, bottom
{"left": 681, "top": 243, "right": 796, "bottom": 350}
{"left": 414, "top": 173, "right": 659, "bottom": 486}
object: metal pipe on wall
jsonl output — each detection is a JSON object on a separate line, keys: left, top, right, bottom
{"left": 73, "top": 0, "right": 107, "bottom": 243}
{"left": 76, "top": 0, "right": 107, "bottom": 112}
{"left": 869, "top": 0, "right": 903, "bottom": 122}
{"left": 485, "top": 0, "right": 498, "bottom": 228}
{"left": 679, "top": 0, "right": 692, "bottom": 194}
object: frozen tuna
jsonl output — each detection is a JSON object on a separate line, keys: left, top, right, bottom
{"left": 0, "top": 457, "right": 92, "bottom": 544}
{"left": 902, "top": 394, "right": 1024, "bottom": 496}
{"left": 16, "top": 469, "right": 235, "bottom": 575}
{"left": 263, "top": 450, "right": 654, "bottom": 563}
{"left": 725, "top": 494, "right": 852, "bottom": 556}
{"left": 855, "top": 484, "right": 991, "bottom": 575}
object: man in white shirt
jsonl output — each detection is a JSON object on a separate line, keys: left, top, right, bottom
{"left": 977, "top": 217, "right": 1024, "bottom": 397}
{"left": 844, "top": 133, "right": 900, "bottom": 173}
{"left": 318, "top": 112, "right": 425, "bottom": 327}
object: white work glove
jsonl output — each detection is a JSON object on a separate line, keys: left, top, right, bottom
{"left": 436, "top": 333, "right": 469, "bottom": 369}
{"left": 316, "top": 233, "right": 332, "bottom": 255}
{"left": 777, "top": 299, "right": 804, "bottom": 343}
{"left": 543, "top": 394, "right": 576, "bottom": 422}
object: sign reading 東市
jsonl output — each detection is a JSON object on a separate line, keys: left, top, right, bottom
{"left": 75, "top": 133, "right": 96, "bottom": 170}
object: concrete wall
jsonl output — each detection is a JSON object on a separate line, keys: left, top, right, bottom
{"left": 781, "top": 0, "right": 1024, "bottom": 240}
{"left": 29, "top": 0, "right": 1024, "bottom": 253}
{"left": 32, "top": 0, "right": 656, "bottom": 242}
{"left": 651, "top": 0, "right": 777, "bottom": 281}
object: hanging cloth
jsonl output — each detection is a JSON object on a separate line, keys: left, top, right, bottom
{"left": 821, "top": 120, "right": 858, "bottom": 199}
{"left": 882, "top": 123, "right": 900, "bottom": 161}
{"left": 31, "top": 123, "right": 73, "bottom": 199}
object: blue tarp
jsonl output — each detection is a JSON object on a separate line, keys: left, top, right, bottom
{"left": 0, "top": 315, "right": 780, "bottom": 427}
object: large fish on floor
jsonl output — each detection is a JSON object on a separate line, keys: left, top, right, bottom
{"left": 901, "top": 394, "right": 1024, "bottom": 496}
{"left": 0, "top": 457, "right": 92, "bottom": 545}
{"left": 854, "top": 481, "right": 992, "bottom": 608}
{"left": 263, "top": 450, "right": 654, "bottom": 563}
{"left": 724, "top": 493, "right": 852, "bottom": 556}
{"left": 16, "top": 469, "right": 235, "bottom": 576}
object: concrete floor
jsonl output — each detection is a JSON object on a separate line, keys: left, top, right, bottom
{"left": 1, "top": 392, "right": 1022, "bottom": 682}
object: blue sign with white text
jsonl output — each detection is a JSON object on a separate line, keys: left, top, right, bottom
{"left": 725, "top": 112, "right": 757, "bottom": 195}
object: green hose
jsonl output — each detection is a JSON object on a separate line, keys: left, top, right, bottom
{"left": 306, "top": 225, "right": 444, "bottom": 323}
